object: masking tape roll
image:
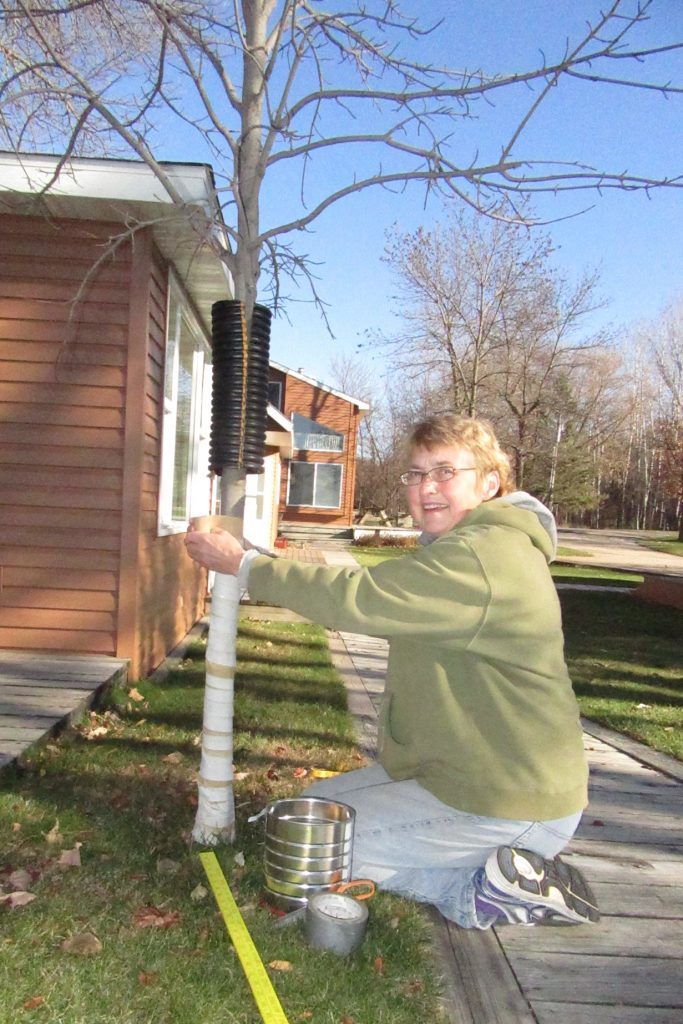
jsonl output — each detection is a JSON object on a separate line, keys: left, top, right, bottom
{"left": 304, "top": 892, "right": 368, "bottom": 956}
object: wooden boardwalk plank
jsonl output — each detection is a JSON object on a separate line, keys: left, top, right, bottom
{"left": 0, "top": 652, "right": 128, "bottom": 768}
{"left": 565, "top": 853, "right": 682, "bottom": 885}
{"left": 499, "top": 917, "right": 680, "bottom": 956}
{"left": 533, "top": 1005, "right": 682, "bottom": 1024}
{"left": 437, "top": 918, "right": 537, "bottom": 1024}
{"left": 507, "top": 952, "right": 682, "bottom": 1008}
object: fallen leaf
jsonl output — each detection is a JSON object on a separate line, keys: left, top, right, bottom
{"left": 292, "top": 767, "right": 308, "bottom": 779}
{"left": 85, "top": 725, "right": 109, "bottom": 741}
{"left": 389, "top": 915, "right": 401, "bottom": 929}
{"left": 373, "top": 956, "right": 385, "bottom": 975}
{"left": 138, "top": 971, "right": 160, "bottom": 986}
{"left": 162, "top": 752, "right": 183, "bottom": 765}
{"left": 234, "top": 851, "right": 245, "bottom": 868}
{"left": 233, "top": 771, "right": 250, "bottom": 781}
{"left": 128, "top": 687, "right": 145, "bottom": 702}
{"left": 340, "top": 1017, "right": 354, "bottom": 1024}
{"left": 23, "top": 996, "right": 45, "bottom": 1010}
{"left": 190, "top": 884, "right": 208, "bottom": 902}
{"left": 8, "top": 868, "right": 32, "bottom": 891}
{"left": 58, "top": 844, "right": 82, "bottom": 869}
{"left": 267, "top": 960, "right": 292, "bottom": 972}
{"left": 1, "top": 891, "right": 37, "bottom": 909}
{"left": 62, "top": 932, "right": 102, "bottom": 956}
{"left": 133, "top": 906, "right": 181, "bottom": 929}
{"left": 12, "top": 823, "right": 21, "bottom": 833}
{"left": 266, "top": 768, "right": 280, "bottom": 780}
{"left": 400, "top": 979, "right": 423, "bottom": 996}
{"left": 591, "top": 819, "right": 605, "bottom": 827}
{"left": 297, "top": 1013, "right": 313, "bottom": 1021}
{"left": 45, "top": 820, "right": 62, "bottom": 845}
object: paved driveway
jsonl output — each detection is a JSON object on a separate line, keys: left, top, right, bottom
{"left": 557, "top": 528, "right": 682, "bottom": 575}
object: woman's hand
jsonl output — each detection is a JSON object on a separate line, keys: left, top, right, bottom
{"left": 184, "top": 526, "right": 245, "bottom": 575}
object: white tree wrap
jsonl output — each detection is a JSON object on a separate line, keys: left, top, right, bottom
{"left": 192, "top": 570, "right": 240, "bottom": 845}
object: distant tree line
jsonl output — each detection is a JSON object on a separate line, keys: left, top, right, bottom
{"left": 333, "top": 205, "right": 683, "bottom": 538}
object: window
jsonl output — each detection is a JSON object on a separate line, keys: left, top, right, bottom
{"left": 268, "top": 380, "right": 283, "bottom": 410}
{"left": 292, "top": 413, "right": 344, "bottom": 452}
{"left": 288, "top": 462, "right": 343, "bottom": 508}
{"left": 158, "top": 273, "right": 211, "bottom": 534}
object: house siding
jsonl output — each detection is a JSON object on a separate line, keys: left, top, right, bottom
{"left": 0, "top": 213, "right": 205, "bottom": 677}
{"left": 271, "top": 368, "right": 361, "bottom": 527}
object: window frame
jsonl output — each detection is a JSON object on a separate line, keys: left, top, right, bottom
{"left": 286, "top": 461, "right": 344, "bottom": 510}
{"left": 158, "top": 271, "right": 212, "bottom": 536}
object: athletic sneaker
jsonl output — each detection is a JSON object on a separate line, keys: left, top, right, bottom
{"left": 481, "top": 846, "right": 600, "bottom": 925}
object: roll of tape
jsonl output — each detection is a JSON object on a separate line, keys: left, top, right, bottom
{"left": 304, "top": 892, "right": 368, "bottom": 955}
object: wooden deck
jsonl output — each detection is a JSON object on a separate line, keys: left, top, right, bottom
{"left": 0, "top": 651, "right": 129, "bottom": 768}
{"left": 436, "top": 728, "right": 683, "bottom": 1023}
{"left": 331, "top": 625, "right": 683, "bottom": 1023}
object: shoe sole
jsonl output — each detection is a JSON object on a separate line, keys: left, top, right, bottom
{"left": 487, "top": 847, "right": 600, "bottom": 924}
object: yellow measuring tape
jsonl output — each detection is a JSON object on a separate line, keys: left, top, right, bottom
{"left": 200, "top": 852, "right": 290, "bottom": 1024}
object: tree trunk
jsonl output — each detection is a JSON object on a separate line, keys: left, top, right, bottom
{"left": 192, "top": 470, "right": 246, "bottom": 845}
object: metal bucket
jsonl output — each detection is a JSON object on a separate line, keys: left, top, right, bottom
{"left": 257, "top": 797, "right": 355, "bottom": 911}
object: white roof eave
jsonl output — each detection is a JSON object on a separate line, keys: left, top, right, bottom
{"left": 0, "top": 152, "right": 233, "bottom": 334}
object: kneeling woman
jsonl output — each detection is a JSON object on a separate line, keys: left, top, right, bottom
{"left": 185, "top": 414, "right": 599, "bottom": 928}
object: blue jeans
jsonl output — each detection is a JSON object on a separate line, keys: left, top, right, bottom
{"left": 306, "top": 764, "right": 582, "bottom": 929}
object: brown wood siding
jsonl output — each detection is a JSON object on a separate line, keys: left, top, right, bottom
{"left": 0, "top": 214, "right": 128, "bottom": 656}
{"left": 278, "top": 374, "right": 361, "bottom": 527}
{"left": 0, "top": 214, "right": 208, "bottom": 677}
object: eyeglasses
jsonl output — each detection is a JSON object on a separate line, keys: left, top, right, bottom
{"left": 399, "top": 466, "right": 477, "bottom": 486}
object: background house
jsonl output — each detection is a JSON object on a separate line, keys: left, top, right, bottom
{"left": 268, "top": 362, "right": 369, "bottom": 531}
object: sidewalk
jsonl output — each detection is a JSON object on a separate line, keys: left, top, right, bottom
{"left": 291, "top": 544, "right": 683, "bottom": 1023}
{"left": 557, "top": 527, "right": 682, "bottom": 576}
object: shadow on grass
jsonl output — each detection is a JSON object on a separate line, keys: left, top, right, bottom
{"left": 560, "top": 589, "right": 682, "bottom": 640}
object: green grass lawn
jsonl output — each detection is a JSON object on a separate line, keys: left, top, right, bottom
{"left": 0, "top": 621, "right": 442, "bottom": 1024}
{"left": 559, "top": 590, "right": 682, "bottom": 760}
{"left": 638, "top": 536, "right": 683, "bottom": 558}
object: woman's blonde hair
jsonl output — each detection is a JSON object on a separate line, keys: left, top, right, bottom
{"left": 406, "top": 413, "right": 514, "bottom": 496}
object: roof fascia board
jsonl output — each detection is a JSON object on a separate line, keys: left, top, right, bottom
{"left": 0, "top": 152, "right": 215, "bottom": 208}
{"left": 267, "top": 403, "right": 292, "bottom": 432}
{"left": 270, "top": 359, "right": 370, "bottom": 411}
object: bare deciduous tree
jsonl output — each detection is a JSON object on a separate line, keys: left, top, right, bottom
{"left": 650, "top": 298, "right": 683, "bottom": 537}
{"left": 2, "top": 0, "right": 681, "bottom": 841}
{"left": 1, "top": 0, "right": 682, "bottom": 324}
{"left": 376, "top": 206, "right": 554, "bottom": 417}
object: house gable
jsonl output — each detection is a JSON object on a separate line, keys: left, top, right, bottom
{"left": 269, "top": 364, "right": 367, "bottom": 528}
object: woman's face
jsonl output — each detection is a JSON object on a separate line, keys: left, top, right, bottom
{"left": 405, "top": 444, "right": 500, "bottom": 536}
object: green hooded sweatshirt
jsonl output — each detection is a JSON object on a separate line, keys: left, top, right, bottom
{"left": 246, "top": 496, "right": 588, "bottom": 821}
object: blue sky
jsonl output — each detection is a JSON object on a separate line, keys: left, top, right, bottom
{"left": 160, "top": 1, "right": 683, "bottom": 387}
{"left": 267, "top": 2, "right": 683, "bottom": 385}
